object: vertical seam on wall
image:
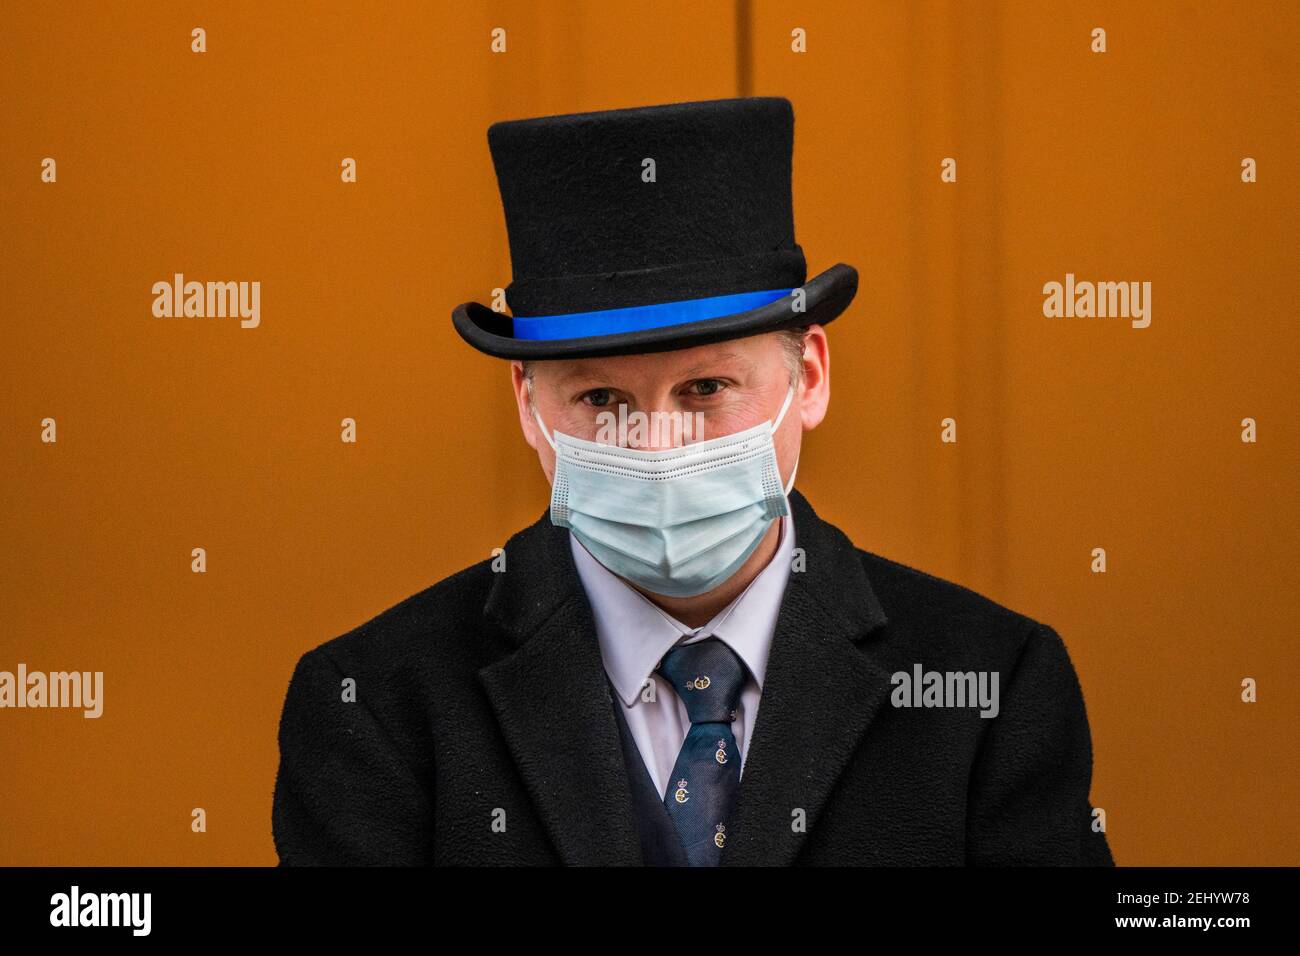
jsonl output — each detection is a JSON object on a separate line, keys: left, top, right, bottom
{"left": 953, "top": 7, "right": 973, "bottom": 589}
{"left": 904, "top": 3, "right": 926, "bottom": 556}
{"left": 989, "top": 9, "right": 1006, "bottom": 599}
{"left": 953, "top": 1, "right": 1006, "bottom": 598}
{"left": 736, "top": 0, "right": 752, "bottom": 96}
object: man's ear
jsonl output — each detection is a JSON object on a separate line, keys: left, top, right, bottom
{"left": 798, "top": 324, "right": 831, "bottom": 430}
{"left": 510, "top": 361, "right": 539, "bottom": 452}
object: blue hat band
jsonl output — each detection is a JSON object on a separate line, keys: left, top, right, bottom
{"left": 511, "top": 287, "right": 796, "bottom": 341}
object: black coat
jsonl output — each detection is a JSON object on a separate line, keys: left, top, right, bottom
{"left": 272, "top": 490, "right": 1114, "bottom": 866}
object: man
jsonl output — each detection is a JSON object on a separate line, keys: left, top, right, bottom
{"left": 272, "top": 96, "right": 1113, "bottom": 866}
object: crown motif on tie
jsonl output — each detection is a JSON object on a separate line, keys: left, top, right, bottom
{"left": 714, "top": 823, "right": 727, "bottom": 848}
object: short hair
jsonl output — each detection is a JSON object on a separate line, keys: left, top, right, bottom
{"left": 521, "top": 325, "right": 809, "bottom": 386}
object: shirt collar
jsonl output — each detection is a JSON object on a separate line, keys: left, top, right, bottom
{"left": 572, "top": 512, "right": 796, "bottom": 707}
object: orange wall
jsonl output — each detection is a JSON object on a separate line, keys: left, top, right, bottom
{"left": 1, "top": 0, "right": 1295, "bottom": 865}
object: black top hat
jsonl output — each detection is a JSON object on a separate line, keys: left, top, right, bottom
{"left": 452, "top": 96, "right": 857, "bottom": 359}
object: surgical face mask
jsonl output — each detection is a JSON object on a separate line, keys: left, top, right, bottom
{"left": 529, "top": 380, "right": 798, "bottom": 597}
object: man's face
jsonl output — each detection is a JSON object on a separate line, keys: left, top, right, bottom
{"left": 511, "top": 326, "right": 830, "bottom": 488}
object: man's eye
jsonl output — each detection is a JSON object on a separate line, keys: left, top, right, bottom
{"left": 686, "top": 379, "right": 726, "bottom": 397}
{"left": 581, "top": 388, "right": 614, "bottom": 407}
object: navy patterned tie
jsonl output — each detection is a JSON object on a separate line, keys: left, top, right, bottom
{"left": 657, "top": 637, "right": 746, "bottom": 865}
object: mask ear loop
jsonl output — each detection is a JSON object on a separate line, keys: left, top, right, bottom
{"left": 770, "top": 382, "right": 799, "bottom": 496}
{"left": 771, "top": 382, "right": 797, "bottom": 434}
{"left": 525, "top": 378, "right": 558, "bottom": 452}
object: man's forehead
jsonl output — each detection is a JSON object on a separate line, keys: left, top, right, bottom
{"left": 541, "top": 342, "right": 770, "bottom": 386}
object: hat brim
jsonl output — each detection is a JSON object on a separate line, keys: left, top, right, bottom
{"left": 452, "top": 262, "right": 857, "bottom": 360}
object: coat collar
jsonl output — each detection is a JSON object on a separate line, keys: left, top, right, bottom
{"left": 477, "top": 489, "right": 891, "bottom": 866}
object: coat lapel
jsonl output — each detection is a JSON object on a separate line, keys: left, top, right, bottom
{"left": 477, "top": 510, "right": 643, "bottom": 866}
{"left": 721, "top": 490, "right": 893, "bottom": 866}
